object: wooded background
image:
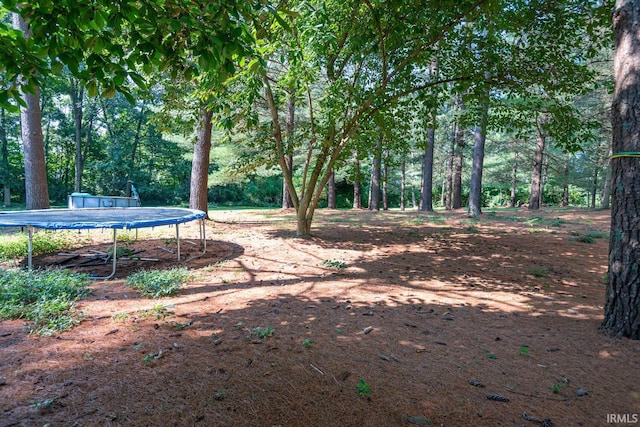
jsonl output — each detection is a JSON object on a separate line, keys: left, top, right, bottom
{"left": 0, "top": 1, "right": 612, "bottom": 213}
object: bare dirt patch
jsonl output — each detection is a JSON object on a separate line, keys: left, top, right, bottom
{"left": 1, "top": 207, "right": 638, "bottom": 426}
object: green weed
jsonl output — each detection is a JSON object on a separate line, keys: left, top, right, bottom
{"left": 0, "top": 268, "right": 91, "bottom": 335}
{"left": 252, "top": 326, "right": 275, "bottom": 339}
{"left": 125, "top": 267, "right": 191, "bottom": 298}
{"left": 320, "top": 259, "right": 347, "bottom": 269}
{"left": 111, "top": 313, "right": 129, "bottom": 322}
{"left": 138, "top": 304, "right": 172, "bottom": 320}
{"left": 303, "top": 338, "right": 314, "bottom": 348}
{"left": 528, "top": 267, "right": 549, "bottom": 278}
{"left": 357, "top": 379, "right": 372, "bottom": 396}
{"left": 577, "top": 235, "right": 595, "bottom": 243}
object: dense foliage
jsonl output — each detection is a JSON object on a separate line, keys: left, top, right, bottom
{"left": 0, "top": 1, "right": 613, "bottom": 216}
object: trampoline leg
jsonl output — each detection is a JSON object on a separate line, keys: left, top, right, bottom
{"left": 185, "top": 218, "right": 207, "bottom": 262}
{"left": 95, "top": 229, "right": 118, "bottom": 280}
{"left": 27, "top": 226, "right": 33, "bottom": 270}
{"left": 108, "top": 229, "right": 117, "bottom": 279}
{"left": 176, "top": 224, "right": 180, "bottom": 262}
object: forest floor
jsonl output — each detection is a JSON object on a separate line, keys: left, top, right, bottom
{"left": 1, "top": 207, "right": 638, "bottom": 427}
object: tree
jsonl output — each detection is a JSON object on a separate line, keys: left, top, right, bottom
{"left": 419, "top": 125, "right": 435, "bottom": 212}
{"left": 2, "top": 1, "right": 266, "bottom": 212}
{"left": 190, "top": 109, "right": 213, "bottom": 215}
{"left": 468, "top": 104, "right": 488, "bottom": 215}
{"left": 0, "top": 108, "right": 11, "bottom": 206}
{"left": 13, "top": 12, "right": 49, "bottom": 210}
{"left": 528, "top": 113, "right": 549, "bottom": 209}
{"left": 602, "top": 0, "right": 640, "bottom": 339}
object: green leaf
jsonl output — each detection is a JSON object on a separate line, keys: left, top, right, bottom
{"left": 86, "top": 80, "right": 98, "bottom": 97}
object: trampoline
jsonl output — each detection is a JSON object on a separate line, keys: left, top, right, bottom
{"left": 0, "top": 207, "right": 207, "bottom": 279}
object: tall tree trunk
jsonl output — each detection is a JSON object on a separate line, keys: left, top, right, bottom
{"left": 70, "top": 79, "right": 85, "bottom": 193}
{"left": 327, "top": 168, "right": 336, "bottom": 209}
{"left": 282, "top": 155, "right": 294, "bottom": 208}
{"left": 189, "top": 109, "right": 213, "bottom": 217}
{"left": 452, "top": 120, "right": 465, "bottom": 209}
{"left": 419, "top": 127, "right": 435, "bottom": 211}
{"left": 369, "top": 139, "right": 382, "bottom": 211}
{"left": 510, "top": 151, "right": 518, "bottom": 208}
{"left": 382, "top": 151, "right": 389, "bottom": 211}
{"left": 529, "top": 113, "right": 549, "bottom": 210}
{"left": 469, "top": 99, "right": 489, "bottom": 216}
{"left": 602, "top": 0, "right": 640, "bottom": 339}
{"left": 353, "top": 156, "right": 362, "bottom": 209}
{"left": 13, "top": 13, "right": 49, "bottom": 210}
{"left": 445, "top": 123, "right": 455, "bottom": 210}
{"left": 562, "top": 161, "right": 570, "bottom": 207}
{"left": 282, "top": 94, "right": 295, "bottom": 208}
{"left": 127, "top": 103, "right": 145, "bottom": 195}
{"left": 591, "top": 166, "right": 599, "bottom": 208}
{"left": 400, "top": 157, "right": 406, "bottom": 211}
{"left": 1, "top": 109, "right": 10, "bottom": 207}
{"left": 540, "top": 157, "right": 549, "bottom": 207}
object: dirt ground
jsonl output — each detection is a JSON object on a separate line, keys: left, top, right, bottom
{"left": 1, "top": 207, "right": 638, "bottom": 427}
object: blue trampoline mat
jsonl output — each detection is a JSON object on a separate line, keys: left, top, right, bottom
{"left": 0, "top": 207, "right": 206, "bottom": 230}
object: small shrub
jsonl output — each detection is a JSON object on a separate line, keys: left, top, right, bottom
{"left": 125, "top": 268, "right": 191, "bottom": 298}
{"left": 577, "top": 235, "right": 595, "bottom": 244}
{"left": 303, "top": 338, "right": 314, "bottom": 348}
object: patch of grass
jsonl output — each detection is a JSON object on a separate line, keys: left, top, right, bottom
{"left": 0, "top": 231, "right": 75, "bottom": 261}
{"left": 320, "top": 259, "right": 347, "bottom": 269}
{"left": 0, "top": 268, "right": 91, "bottom": 335}
{"left": 107, "top": 245, "right": 135, "bottom": 259}
{"left": 138, "top": 304, "right": 173, "bottom": 320}
{"left": 528, "top": 267, "right": 549, "bottom": 278}
{"left": 111, "top": 312, "right": 129, "bottom": 322}
{"left": 577, "top": 235, "right": 595, "bottom": 243}
{"left": 584, "top": 230, "right": 608, "bottom": 239}
{"left": 462, "top": 226, "right": 479, "bottom": 234}
{"left": 550, "top": 218, "right": 565, "bottom": 227}
{"left": 357, "top": 379, "right": 372, "bottom": 396}
{"left": 421, "top": 214, "right": 446, "bottom": 225}
{"left": 526, "top": 216, "right": 543, "bottom": 225}
{"left": 573, "top": 230, "right": 608, "bottom": 243}
{"left": 252, "top": 326, "right": 275, "bottom": 339}
{"left": 303, "top": 338, "right": 314, "bottom": 348}
{"left": 125, "top": 267, "right": 191, "bottom": 298}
